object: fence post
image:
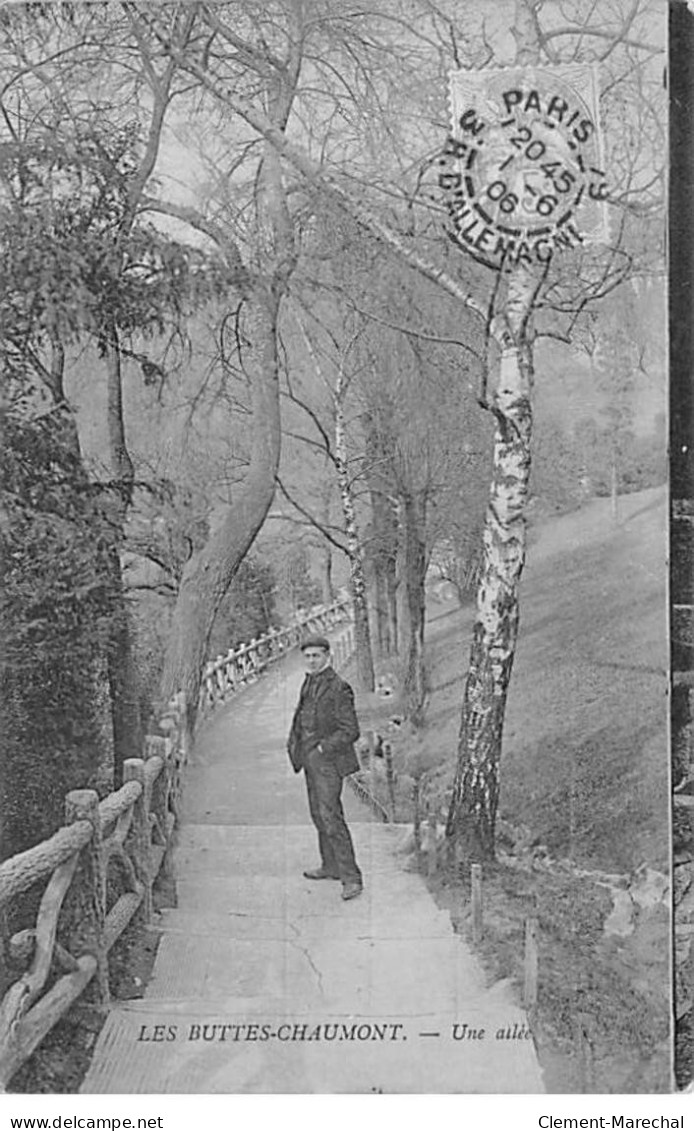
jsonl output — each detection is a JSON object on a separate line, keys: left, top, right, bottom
{"left": 123, "top": 758, "right": 152, "bottom": 923}
{"left": 150, "top": 735, "right": 174, "bottom": 845}
{"left": 471, "top": 863, "right": 483, "bottom": 943}
{"left": 209, "top": 657, "right": 220, "bottom": 701}
{"left": 65, "top": 789, "right": 109, "bottom": 1004}
{"left": 170, "top": 695, "right": 187, "bottom": 820}
{"left": 224, "top": 657, "right": 233, "bottom": 697}
{"left": 523, "top": 915, "right": 538, "bottom": 1011}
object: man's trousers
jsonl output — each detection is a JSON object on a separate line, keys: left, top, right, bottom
{"left": 303, "top": 748, "right": 362, "bottom": 884}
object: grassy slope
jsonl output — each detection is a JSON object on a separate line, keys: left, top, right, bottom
{"left": 421, "top": 485, "right": 669, "bottom": 874}
{"left": 406, "top": 486, "right": 670, "bottom": 1092}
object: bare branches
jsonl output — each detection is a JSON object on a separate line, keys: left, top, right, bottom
{"left": 280, "top": 385, "right": 337, "bottom": 464}
{"left": 275, "top": 476, "right": 348, "bottom": 553}
{"left": 120, "top": 3, "right": 198, "bottom": 219}
{"left": 198, "top": 4, "right": 283, "bottom": 80}
{"left": 138, "top": 196, "right": 250, "bottom": 286}
{"left": 331, "top": 288, "right": 482, "bottom": 364}
{"left": 136, "top": 8, "right": 489, "bottom": 325}
{"left": 541, "top": 22, "right": 661, "bottom": 60}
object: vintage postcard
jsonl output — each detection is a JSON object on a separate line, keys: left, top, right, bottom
{"left": 0, "top": 0, "right": 686, "bottom": 1099}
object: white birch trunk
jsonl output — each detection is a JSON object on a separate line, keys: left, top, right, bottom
{"left": 446, "top": 267, "right": 536, "bottom": 861}
{"left": 334, "top": 376, "right": 375, "bottom": 692}
{"left": 445, "top": 0, "right": 546, "bottom": 863}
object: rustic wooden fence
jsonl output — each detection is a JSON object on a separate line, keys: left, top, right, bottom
{"left": 198, "top": 598, "right": 352, "bottom": 712}
{"left": 0, "top": 598, "right": 353, "bottom": 1090}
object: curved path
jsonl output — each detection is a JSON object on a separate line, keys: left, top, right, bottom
{"left": 82, "top": 648, "right": 544, "bottom": 1094}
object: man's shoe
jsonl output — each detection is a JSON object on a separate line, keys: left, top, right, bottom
{"left": 341, "top": 882, "right": 363, "bottom": 901}
{"left": 303, "top": 868, "right": 340, "bottom": 880}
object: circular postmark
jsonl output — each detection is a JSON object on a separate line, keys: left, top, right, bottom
{"left": 440, "top": 67, "right": 609, "bottom": 269}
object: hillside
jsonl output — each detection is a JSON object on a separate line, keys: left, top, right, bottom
{"left": 356, "top": 486, "right": 670, "bottom": 1092}
{"left": 414, "top": 485, "right": 668, "bottom": 874}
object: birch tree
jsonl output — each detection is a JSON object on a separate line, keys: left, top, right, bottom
{"left": 439, "top": 0, "right": 664, "bottom": 860}
{"left": 285, "top": 312, "right": 376, "bottom": 692}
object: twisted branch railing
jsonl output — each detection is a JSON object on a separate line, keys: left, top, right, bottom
{"left": 0, "top": 598, "right": 354, "bottom": 1090}
{"left": 198, "top": 598, "right": 352, "bottom": 711}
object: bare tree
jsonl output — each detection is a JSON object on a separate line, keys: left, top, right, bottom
{"left": 120, "top": 3, "right": 308, "bottom": 731}
{"left": 284, "top": 310, "right": 376, "bottom": 691}
{"left": 354, "top": 312, "right": 487, "bottom": 725}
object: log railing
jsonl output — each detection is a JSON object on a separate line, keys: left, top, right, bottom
{"left": 0, "top": 598, "right": 353, "bottom": 1090}
{"left": 199, "top": 598, "right": 353, "bottom": 712}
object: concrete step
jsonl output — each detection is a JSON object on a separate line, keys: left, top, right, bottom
{"left": 172, "top": 822, "right": 398, "bottom": 876}
{"left": 171, "top": 873, "right": 443, "bottom": 922}
{"left": 155, "top": 906, "right": 454, "bottom": 942}
{"left": 144, "top": 932, "right": 486, "bottom": 1013}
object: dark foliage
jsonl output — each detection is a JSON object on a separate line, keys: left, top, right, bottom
{"left": 0, "top": 127, "right": 228, "bottom": 365}
{"left": 208, "top": 556, "right": 278, "bottom": 656}
{"left": 0, "top": 410, "right": 115, "bottom": 861}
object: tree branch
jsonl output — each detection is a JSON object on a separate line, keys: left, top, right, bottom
{"left": 322, "top": 288, "right": 482, "bottom": 362}
{"left": 199, "top": 4, "right": 286, "bottom": 78}
{"left": 279, "top": 385, "right": 337, "bottom": 464}
{"left": 141, "top": 12, "right": 488, "bottom": 325}
{"left": 541, "top": 25, "right": 662, "bottom": 56}
{"left": 275, "top": 476, "right": 348, "bottom": 553}
{"left": 281, "top": 426, "right": 334, "bottom": 458}
{"left": 138, "top": 196, "right": 250, "bottom": 287}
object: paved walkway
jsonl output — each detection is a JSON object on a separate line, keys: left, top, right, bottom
{"left": 82, "top": 649, "right": 544, "bottom": 1094}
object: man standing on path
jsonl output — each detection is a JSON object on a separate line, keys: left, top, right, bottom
{"left": 287, "top": 635, "right": 363, "bottom": 901}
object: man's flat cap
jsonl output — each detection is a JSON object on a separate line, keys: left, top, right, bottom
{"left": 300, "top": 634, "right": 331, "bottom": 652}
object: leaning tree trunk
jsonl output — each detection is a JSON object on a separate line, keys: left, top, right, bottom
{"left": 446, "top": 269, "right": 536, "bottom": 862}
{"left": 159, "top": 291, "right": 282, "bottom": 733}
{"left": 401, "top": 489, "right": 428, "bottom": 726}
{"left": 159, "top": 54, "right": 298, "bottom": 736}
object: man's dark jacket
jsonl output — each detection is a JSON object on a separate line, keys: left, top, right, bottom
{"left": 287, "top": 666, "right": 360, "bottom": 778}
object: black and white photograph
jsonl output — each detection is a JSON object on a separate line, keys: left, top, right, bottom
{"left": 0, "top": 0, "right": 685, "bottom": 1100}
